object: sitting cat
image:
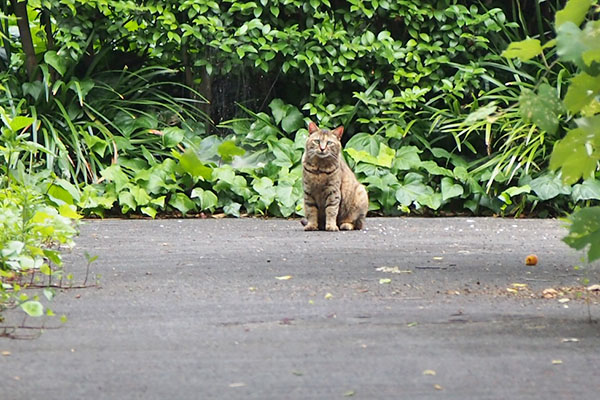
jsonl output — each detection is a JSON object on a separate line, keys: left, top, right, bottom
{"left": 302, "top": 121, "right": 368, "bottom": 231}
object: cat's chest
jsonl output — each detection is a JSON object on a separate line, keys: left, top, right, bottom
{"left": 303, "top": 162, "right": 341, "bottom": 190}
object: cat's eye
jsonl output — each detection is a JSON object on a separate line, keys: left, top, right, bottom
{"left": 326, "top": 141, "right": 333, "bottom": 146}
{"left": 313, "top": 139, "right": 320, "bottom": 145}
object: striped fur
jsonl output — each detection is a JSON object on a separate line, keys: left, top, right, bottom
{"left": 302, "top": 122, "right": 368, "bottom": 231}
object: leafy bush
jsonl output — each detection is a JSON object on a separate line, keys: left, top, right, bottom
{"left": 0, "top": 108, "right": 80, "bottom": 324}
{"left": 78, "top": 98, "right": 306, "bottom": 218}
{"left": 498, "top": 0, "right": 600, "bottom": 260}
{"left": 3, "top": 0, "right": 596, "bottom": 222}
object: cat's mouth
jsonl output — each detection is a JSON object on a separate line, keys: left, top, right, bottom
{"left": 316, "top": 151, "right": 331, "bottom": 158}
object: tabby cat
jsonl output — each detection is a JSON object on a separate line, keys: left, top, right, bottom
{"left": 302, "top": 121, "right": 369, "bottom": 231}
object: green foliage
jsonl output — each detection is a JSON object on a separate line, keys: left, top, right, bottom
{"left": 563, "top": 207, "right": 600, "bottom": 262}
{"left": 499, "top": 0, "right": 600, "bottom": 261}
{"left": 77, "top": 98, "right": 305, "bottom": 218}
{"left": 0, "top": 108, "right": 80, "bottom": 323}
{"left": 2, "top": 0, "right": 598, "bottom": 225}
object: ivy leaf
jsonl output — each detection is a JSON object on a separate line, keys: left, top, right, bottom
{"left": 556, "top": 22, "right": 588, "bottom": 64}
{"left": 252, "top": 177, "right": 276, "bottom": 208}
{"left": 44, "top": 51, "right": 68, "bottom": 76}
{"left": 420, "top": 161, "right": 453, "bottom": 177}
{"left": 178, "top": 149, "right": 213, "bottom": 180}
{"left": 518, "top": 84, "right": 564, "bottom": 134}
{"left": 557, "top": 21, "right": 600, "bottom": 75}
{"left": 191, "top": 188, "right": 218, "bottom": 211}
{"left": 385, "top": 124, "right": 403, "bottom": 139}
{"left": 223, "top": 202, "right": 241, "bottom": 217}
{"left": 562, "top": 206, "right": 600, "bottom": 262}
{"left": 21, "top": 301, "right": 44, "bottom": 317}
{"left": 218, "top": 140, "right": 246, "bottom": 162}
{"left": 555, "top": 0, "right": 593, "bottom": 28}
{"left": 441, "top": 177, "right": 464, "bottom": 201}
{"left": 118, "top": 190, "right": 137, "bottom": 212}
{"left": 529, "top": 173, "right": 571, "bottom": 200}
{"left": 269, "top": 98, "right": 287, "bottom": 125}
{"left": 58, "top": 204, "right": 82, "bottom": 220}
{"left": 502, "top": 38, "right": 542, "bottom": 61}
{"left": 418, "top": 192, "right": 443, "bottom": 210}
{"left": 571, "top": 179, "right": 600, "bottom": 202}
{"left": 140, "top": 207, "right": 157, "bottom": 218}
{"left": 563, "top": 73, "right": 600, "bottom": 114}
{"left": 275, "top": 182, "right": 297, "bottom": 217}
{"left": 392, "top": 146, "right": 422, "bottom": 171}
{"left": 395, "top": 182, "right": 431, "bottom": 206}
{"left": 345, "top": 133, "right": 382, "bottom": 156}
{"left": 281, "top": 108, "right": 304, "bottom": 134}
{"left": 345, "top": 143, "right": 394, "bottom": 168}
{"left": 168, "top": 193, "right": 196, "bottom": 215}
{"left": 130, "top": 186, "right": 151, "bottom": 206}
{"left": 498, "top": 185, "right": 531, "bottom": 205}
{"left": 550, "top": 116, "right": 600, "bottom": 184}
{"left": 101, "top": 165, "right": 129, "bottom": 192}
{"left": 162, "top": 127, "right": 185, "bottom": 148}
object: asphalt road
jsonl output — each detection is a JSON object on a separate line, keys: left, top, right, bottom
{"left": 2, "top": 217, "right": 600, "bottom": 399}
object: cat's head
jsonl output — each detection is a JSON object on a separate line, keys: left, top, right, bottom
{"left": 305, "top": 121, "right": 343, "bottom": 161}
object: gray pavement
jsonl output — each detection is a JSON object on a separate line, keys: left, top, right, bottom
{"left": 2, "top": 217, "right": 600, "bottom": 399}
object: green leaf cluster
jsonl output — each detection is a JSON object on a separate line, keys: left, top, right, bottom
{"left": 499, "top": 0, "right": 600, "bottom": 261}
{"left": 0, "top": 110, "right": 80, "bottom": 322}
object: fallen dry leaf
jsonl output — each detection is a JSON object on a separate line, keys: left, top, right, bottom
{"left": 552, "top": 360, "right": 563, "bottom": 365}
{"left": 506, "top": 288, "right": 518, "bottom": 294}
{"left": 434, "top": 384, "right": 443, "bottom": 390}
{"left": 511, "top": 283, "right": 528, "bottom": 289}
{"left": 229, "top": 382, "right": 246, "bottom": 388}
{"left": 275, "top": 275, "right": 293, "bottom": 280}
{"left": 542, "top": 288, "right": 559, "bottom": 298}
{"left": 375, "top": 266, "right": 412, "bottom": 274}
{"left": 324, "top": 292, "right": 333, "bottom": 299}
{"left": 1, "top": 351, "right": 11, "bottom": 356}
{"left": 423, "top": 369, "right": 436, "bottom": 376}
{"left": 433, "top": 256, "right": 444, "bottom": 261}
{"left": 379, "top": 278, "right": 392, "bottom": 284}
{"left": 343, "top": 390, "right": 356, "bottom": 397}
{"left": 558, "top": 298, "right": 570, "bottom": 303}
{"left": 561, "top": 338, "right": 580, "bottom": 343}
{"left": 587, "top": 284, "right": 600, "bottom": 292}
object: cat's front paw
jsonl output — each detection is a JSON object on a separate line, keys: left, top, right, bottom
{"left": 304, "top": 223, "right": 319, "bottom": 231}
{"left": 325, "top": 224, "right": 339, "bottom": 232}
{"left": 339, "top": 223, "right": 354, "bottom": 230}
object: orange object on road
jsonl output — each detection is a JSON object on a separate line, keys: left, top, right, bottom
{"left": 525, "top": 254, "right": 538, "bottom": 266}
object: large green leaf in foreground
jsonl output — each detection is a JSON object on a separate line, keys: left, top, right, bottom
{"left": 550, "top": 116, "right": 600, "bottom": 184}
{"left": 563, "top": 206, "right": 600, "bottom": 262}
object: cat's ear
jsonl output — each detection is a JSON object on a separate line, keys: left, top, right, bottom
{"left": 308, "top": 121, "right": 319, "bottom": 135}
{"left": 332, "top": 126, "right": 344, "bottom": 140}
